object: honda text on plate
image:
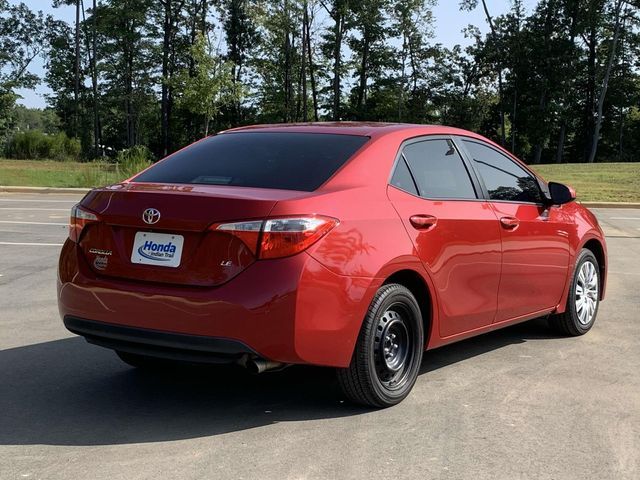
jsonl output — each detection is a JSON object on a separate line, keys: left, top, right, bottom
{"left": 58, "top": 123, "right": 607, "bottom": 407}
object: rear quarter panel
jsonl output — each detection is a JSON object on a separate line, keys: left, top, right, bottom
{"left": 269, "top": 132, "right": 443, "bottom": 361}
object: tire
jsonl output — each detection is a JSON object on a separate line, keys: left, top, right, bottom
{"left": 337, "top": 283, "right": 424, "bottom": 408}
{"left": 549, "top": 248, "right": 600, "bottom": 336}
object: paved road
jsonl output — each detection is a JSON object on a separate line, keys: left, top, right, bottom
{"left": 1, "top": 193, "right": 639, "bottom": 480}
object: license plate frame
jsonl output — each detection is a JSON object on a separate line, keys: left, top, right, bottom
{"left": 130, "top": 231, "right": 184, "bottom": 268}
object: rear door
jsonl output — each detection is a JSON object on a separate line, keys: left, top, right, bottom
{"left": 458, "top": 138, "right": 570, "bottom": 322}
{"left": 387, "top": 136, "right": 502, "bottom": 338}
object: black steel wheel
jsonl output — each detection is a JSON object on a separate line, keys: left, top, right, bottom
{"left": 337, "top": 283, "right": 424, "bottom": 408}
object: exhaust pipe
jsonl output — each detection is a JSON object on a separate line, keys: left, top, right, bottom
{"left": 240, "top": 356, "right": 286, "bottom": 374}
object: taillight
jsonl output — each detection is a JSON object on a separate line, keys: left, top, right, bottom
{"left": 215, "top": 220, "right": 262, "bottom": 255}
{"left": 212, "top": 215, "right": 338, "bottom": 259}
{"left": 69, "top": 204, "right": 99, "bottom": 242}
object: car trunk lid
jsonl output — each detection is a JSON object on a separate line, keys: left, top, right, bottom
{"left": 77, "top": 182, "right": 310, "bottom": 286}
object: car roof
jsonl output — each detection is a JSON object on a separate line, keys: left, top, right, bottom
{"left": 221, "top": 122, "right": 483, "bottom": 141}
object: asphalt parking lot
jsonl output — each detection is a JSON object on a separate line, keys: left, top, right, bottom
{"left": 0, "top": 192, "right": 639, "bottom": 480}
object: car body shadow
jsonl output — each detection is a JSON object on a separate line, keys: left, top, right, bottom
{"left": 1, "top": 317, "right": 560, "bottom": 446}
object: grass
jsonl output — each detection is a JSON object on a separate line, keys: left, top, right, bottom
{"left": 0, "top": 158, "right": 638, "bottom": 202}
{"left": 0, "top": 159, "right": 125, "bottom": 188}
{"left": 531, "top": 162, "right": 640, "bottom": 203}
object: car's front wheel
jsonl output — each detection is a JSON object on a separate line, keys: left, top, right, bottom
{"left": 337, "top": 283, "right": 424, "bottom": 408}
{"left": 549, "top": 248, "right": 600, "bottom": 336}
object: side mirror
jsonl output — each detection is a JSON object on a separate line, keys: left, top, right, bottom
{"left": 547, "top": 181, "right": 576, "bottom": 205}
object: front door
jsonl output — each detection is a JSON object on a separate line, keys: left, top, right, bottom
{"left": 459, "top": 139, "right": 571, "bottom": 322}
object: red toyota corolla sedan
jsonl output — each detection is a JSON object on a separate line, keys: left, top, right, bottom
{"left": 58, "top": 123, "right": 607, "bottom": 407}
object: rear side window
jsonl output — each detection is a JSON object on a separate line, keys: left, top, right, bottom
{"left": 401, "top": 139, "right": 477, "bottom": 199}
{"left": 462, "top": 140, "right": 543, "bottom": 203}
{"left": 134, "top": 132, "right": 369, "bottom": 191}
{"left": 390, "top": 157, "right": 418, "bottom": 196}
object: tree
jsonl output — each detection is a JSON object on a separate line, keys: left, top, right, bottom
{"left": 220, "top": 0, "right": 259, "bottom": 123}
{"left": 460, "top": 0, "right": 507, "bottom": 146}
{"left": 346, "top": 0, "right": 393, "bottom": 119}
{"left": 174, "top": 33, "right": 237, "bottom": 136}
{"left": 587, "top": 0, "right": 627, "bottom": 163}
{"left": 321, "top": 0, "right": 350, "bottom": 120}
{"left": 0, "top": 1, "right": 54, "bottom": 143}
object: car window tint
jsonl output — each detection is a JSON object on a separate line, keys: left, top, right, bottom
{"left": 134, "top": 132, "right": 369, "bottom": 192}
{"left": 390, "top": 157, "right": 418, "bottom": 195}
{"left": 402, "top": 139, "right": 477, "bottom": 199}
{"left": 462, "top": 140, "right": 543, "bottom": 203}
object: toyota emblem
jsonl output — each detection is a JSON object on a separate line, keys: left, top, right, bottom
{"left": 142, "top": 208, "right": 161, "bottom": 225}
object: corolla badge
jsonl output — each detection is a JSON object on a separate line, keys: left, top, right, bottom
{"left": 142, "top": 208, "right": 161, "bottom": 225}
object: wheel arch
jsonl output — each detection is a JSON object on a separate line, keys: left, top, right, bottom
{"left": 581, "top": 237, "right": 607, "bottom": 300}
{"left": 381, "top": 268, "right": 435, "bottom": 348}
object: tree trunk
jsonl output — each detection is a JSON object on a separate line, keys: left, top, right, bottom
{"left": 554, "top": 2, "right": 578, "bottom": 165}
{"left": 618, "top": 106, "right": 624, "bottom": 160}
{"left": 356, "top": 37, "right": 369, "bottom": 115}
{"left": 200, "top": 0, "right": 207, "bottom": 35}
{"left": 555, "top": 121, "right": 566, "bottom": 164}
{"left": 301, "top": 1, "right": 308, "bottom": 122}
{"left": 587, "top": 0, "right": 624, "bottom": 164}
{"left": 531, "top": 0, "right": 557, "bottom": 164}
{"left": 330, "top": 5, "right": 345, "bottom": 121}
{"left": 283, "top": 0, "right": 292, "bottom": 122}
{"left": 161, "top": 0, "right": 172, "bottom": 156}
{"left": 511, "top": 87, "right": 517, "bottom": 153}
{"left": 584, "top": 20, "right": 597, "bottom": 161}
{"left": 480, "top": 0, "right": 505, "bottom": 146}
{"left": 81, "top": 0, "right": 101, "bottom": 157}
{"left": 125, "top": 18, "right": 135, "bottom": 147}
{"left": 74, "top": 0, "right": 81, "bottom": 139}
{"left": 304, "top": 3, "right": 318, "bottom": 121}
{"left": 90, "top": 0, "right": 101, "bottom": 157}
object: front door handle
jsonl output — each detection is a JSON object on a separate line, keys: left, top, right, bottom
{"left": 500, "top": 216, "right": 520, "bottom": 229}
{"left": 410, "top": 214, "right": 438, "bottom": 230}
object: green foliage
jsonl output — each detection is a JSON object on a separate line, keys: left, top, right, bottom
{"left": 115, "top": 145, "right": 153, "bottom": 178}
{"left": 173, "top": 33, "right": 238, "bottom": 136}
{"left": 4, "top": 130, "right": 81, "bottom": 161}
{"left": 0, "top": 0, "right": 636, "bottom": 167}
{"left": 13, "top": 106, "right": 61, "bottom": 134}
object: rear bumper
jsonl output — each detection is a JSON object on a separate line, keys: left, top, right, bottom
{"left": 64, "top": 316, "right": 256, "bottom": 364}
{"left": 58, "top": 240, "right": 378, "bottom": 368}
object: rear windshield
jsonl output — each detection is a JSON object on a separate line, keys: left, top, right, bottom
{"left": 133, "top": 132, "right": 369, "bottom": 191}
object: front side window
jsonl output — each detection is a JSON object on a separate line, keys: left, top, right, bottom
{"left": 134, "top": 132, "right": 369, "bottom": 192}
{"left": 401, "top": 139, "right": 477, "bottom": 199}
{"left": 463, "top": 140, "right": 543, "bottom": 204}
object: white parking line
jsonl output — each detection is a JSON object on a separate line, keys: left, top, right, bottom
{"left": 0, "top": 199, "right": 77, "bottom": 203}
{"left": 0, "top": 221, "right": 68, "bottom": 226}
{"left": 610, "top": 217, "right": 640, "bottom": 220}
{"left": 0, "top": 208, "right": 70, "bottom": 211}
{"left": 0, "top": 242, "right": 63, "bottom": 246}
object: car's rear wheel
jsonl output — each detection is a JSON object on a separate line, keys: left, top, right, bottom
{"left": 337, "top": 283, "right": 424, "bottom": 408}
{"left": 549, "top": 249, "right": 600, "bottom": 336}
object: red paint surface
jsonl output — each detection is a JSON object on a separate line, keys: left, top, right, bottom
{"left": 58, "top": 123, "right": 607, "bottom": 367}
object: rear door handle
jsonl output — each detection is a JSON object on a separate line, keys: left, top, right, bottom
{"left": 410, "top": 214, "right": 438, "bottom": 230}
{"left": 500, "top": 216, "right": 520, "bottom": 229}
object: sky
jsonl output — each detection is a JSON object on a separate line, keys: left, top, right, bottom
{"left": 11, "top": 0, "right": 538, "bottom": 109}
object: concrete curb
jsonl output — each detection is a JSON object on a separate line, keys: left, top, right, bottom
{"left": 580, "top": 202, "right": 640, "bottom": 209}
{"left": 1, "top": 186, "right": 639, "bottom": 208}
{"left": 0, "top": 186, "right": 91, "bottom": 194}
